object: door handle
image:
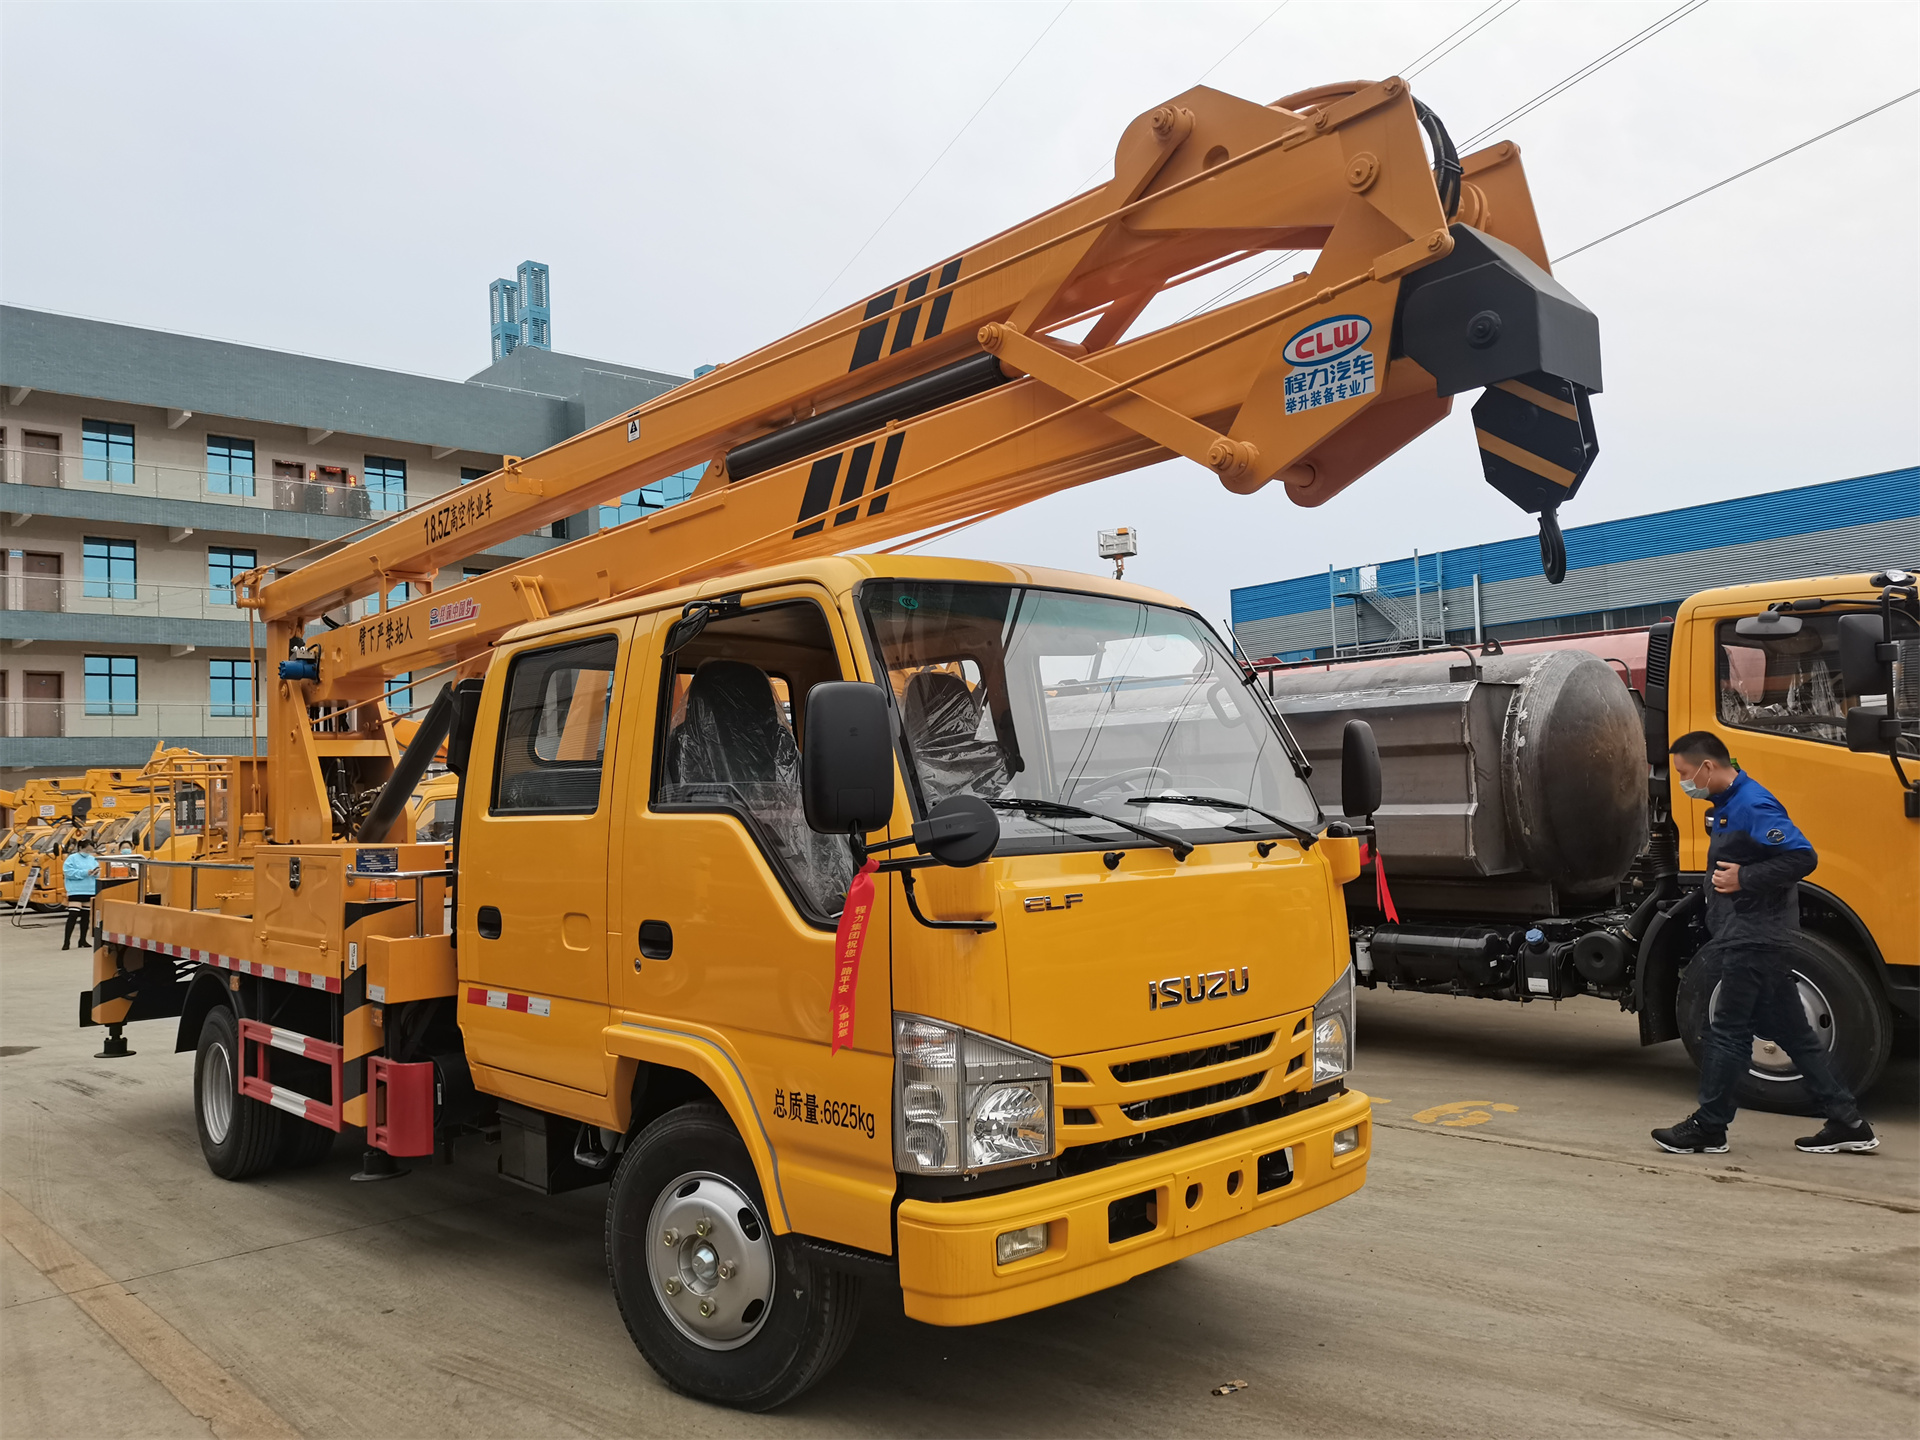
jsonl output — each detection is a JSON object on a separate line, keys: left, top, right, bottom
{"left": 477, "top": 905, "right": 502, "bottom": 939}
{"left": 638, "top": 920, "right": 673, "bottom": 960}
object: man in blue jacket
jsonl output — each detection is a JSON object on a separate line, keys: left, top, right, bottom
{"left": 1652, "top": 732, "right": 1876, "bottom": 1156}
{"left": 61, "top": 840, "right": 100, "bottom": 951}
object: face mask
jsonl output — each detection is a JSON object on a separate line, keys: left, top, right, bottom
{"left": 1679, "top": 775, "right": 1710, "bottom": 801}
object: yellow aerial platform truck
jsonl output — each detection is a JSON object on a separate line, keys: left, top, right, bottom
{"left": 78, "top": 78, "right": 1603, "bottom": 1407}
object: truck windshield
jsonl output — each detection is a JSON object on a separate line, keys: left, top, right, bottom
{"left": 860, "top": 580, "right": 1319, "bottom": 854}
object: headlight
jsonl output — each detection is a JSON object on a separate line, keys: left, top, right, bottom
{"left": 1312, "top": 965, "right": 1354, "bottom": 1084}
{"left": 894, "top": 1013, "right": 1052, "bottom": 1175}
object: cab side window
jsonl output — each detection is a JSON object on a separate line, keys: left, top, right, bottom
{"left": 652, "top": 601, "right": 855, "bottom": 920}
{"left": 493, "top": 636, "right": 619, "bottom": 814}
{"left": 1716, "top": 615, "right": 1852, "bottom": 746}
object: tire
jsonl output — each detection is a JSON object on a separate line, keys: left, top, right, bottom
{"left": 193, "top": 1005, "right": 283, "bottom": 1179}
{"left": 1678, "top": 930, "right": 1891, "bottom": 1115}
{"left": 276, "top": 1117, "right": 337, "bottom": 1169}
{"left": 605, "top": 1103, "right": 862, "bottom": 1410}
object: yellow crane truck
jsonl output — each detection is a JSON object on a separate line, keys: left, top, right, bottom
{"left": 76, "top": 77, "right": 1604, "bottom": 1408}
{"left": 1267, "top": 569, "right": 1919, "bottom": 1113}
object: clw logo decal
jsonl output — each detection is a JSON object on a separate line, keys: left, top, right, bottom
{"left": 1282, "top": 314, "right": 1371, "bottom": 366}
{"left": 849, "top": 257, "right": 963, "bottom": 372}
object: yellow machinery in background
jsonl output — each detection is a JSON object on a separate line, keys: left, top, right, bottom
{"left": 77, "top": 77, "right": 1602, "bottom": 1409}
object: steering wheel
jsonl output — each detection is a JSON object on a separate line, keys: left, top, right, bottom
{"left": 1071, "top": 766, "right": 1174, "bottom": 804}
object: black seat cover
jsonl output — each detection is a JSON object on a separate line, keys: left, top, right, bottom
{"left": 901, "top": 670, "right": 1009, "bottom": 801}
{"left": 667, "top": 660, "right": 797, "bottom": 788}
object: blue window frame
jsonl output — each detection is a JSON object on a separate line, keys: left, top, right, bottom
{"left": 85, "top": 655, "right": 138, "bottom": 715}
{"left": 386, "top": 673, "right": 412, "bottom": 715}
{"left": 207, "top": 436, "right": 256, "bottom": 496}
{"left": 460, "top": 466, "right": 487, "bottom": 485}
{"left": 364, "top": 456, "right": 406, "bottom": 513}
{"left": 208, "top": 546, "right": 256, "bottom": 606}
{"left": 82, "top": 419, "right": 135, "bottom": 484}
{"left": 209, "top": 658, "right": 254, "bottom": 718}
{"left": 83, "top": 537, "right": 136, "bottom": 599}
{"left": 598, "top": 465, "right": 702, "bottom": 529}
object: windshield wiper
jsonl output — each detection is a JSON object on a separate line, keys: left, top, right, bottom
{"left": 985, "top": 797, "right": 1194, "bottom": 862}
{"left": 1125, "top": 792, "right": 1319, "bottom": 848}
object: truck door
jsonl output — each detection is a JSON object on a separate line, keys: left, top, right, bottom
{"left": 607, "top": 589, "right": 896, "bottom": 1253}
{"left": 458, "top": 623, "right": 633, "bottom": 1095}
{"left": 1688, "top": 607, "right": 1918, "bottom": 970}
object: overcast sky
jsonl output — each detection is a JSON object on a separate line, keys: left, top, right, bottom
{"left": 3, "top": 1, "right": 1915, "bottom": 625}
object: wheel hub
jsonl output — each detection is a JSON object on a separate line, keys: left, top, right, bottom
{"left": 644, "top": 1171, "right": 775, "bottom": 1350}
{"left": 1707, "top": 970, "right": 1835, "bottom": 1082}
{"left": 200, "top": 1039, "right": 234, "bottom": 1143}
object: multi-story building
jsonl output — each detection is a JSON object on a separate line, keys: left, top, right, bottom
{"left": 1230, "top": 468, "right": 1920, "bottom": 662}
{"left": 1, "top": 304, "right": 695, "bottom": 786}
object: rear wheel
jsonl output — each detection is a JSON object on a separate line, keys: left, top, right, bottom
{"left": 605, "top": 1103, "right": 861, "bottom": 1410}
{"left": 194, "top": 1005, "right": 283, "bottom": 1179}
{"left": 1679, "top": 930, "right": 1891, "bottom": 1115}
{"left": 276, "top": 1117, "right": 337, "bottom": 1168}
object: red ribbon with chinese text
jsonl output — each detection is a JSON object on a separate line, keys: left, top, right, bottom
{"left": 829, "top": 858, "right": 880, "bottom": 1055}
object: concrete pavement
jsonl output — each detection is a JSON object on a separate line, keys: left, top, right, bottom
{"left": 4, "top": 914, "right": 1915, "bottom": 1437}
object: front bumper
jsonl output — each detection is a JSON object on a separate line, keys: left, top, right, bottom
{"left": 896, "top": 1086, "right": 1372, "bottom": 1326}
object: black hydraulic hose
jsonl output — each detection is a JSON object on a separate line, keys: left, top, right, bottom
{"left": 1412, "top": 97, "right": 1463, "bottom": 219}
{"left": 725, "top": 353, "right": 1010, "bottom": 481}
{"left": 355, "top": 684, "right": 455, "bottom": 843}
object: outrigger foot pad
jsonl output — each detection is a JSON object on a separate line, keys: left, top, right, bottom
{"left": 350, "top": 1147, "right": 409, "bottom": 1183}
{"left": 95, "top": 1027, "right": 133, "bottom": 1060}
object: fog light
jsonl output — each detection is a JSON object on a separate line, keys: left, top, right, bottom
{"left": 995, "top": 1224, "right": 1049, "bottom": 1265}
{"left": 1332, "top": 1125, "right": 1360, "bottom": 1156}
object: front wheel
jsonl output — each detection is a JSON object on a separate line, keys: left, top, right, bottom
{"left": 194, "top": 1005, "right": 283, "bottom": 1179}
{"left": 1678, "top": 930, "right": 1891, "bottom": 1115}
{"left": 605, "top": 1103, "right": 862, "bottom": 1410}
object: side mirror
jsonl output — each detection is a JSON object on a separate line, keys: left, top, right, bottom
{"left": 911, "top": 794, "right": 1000, "bottom": 867}
{"left": 1838, "top": 613, "right": 1894, "bottom": 697}
{"left": 1341, "top": 718, "right": 1382, "bottom": 820}
{"left": 801, "top": 682, "right": 896, "bottom": 836}
{"left": 1845, "top": 704, "right": 1895, "bottom": 755}
{"left": 1735, "top": 611, "right": 1801, "bottom": 638}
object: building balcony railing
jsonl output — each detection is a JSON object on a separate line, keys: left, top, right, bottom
{"left": 1, "top": 447, "right": 423, "bottom": 518}
{"left": 0, "top": 573, "right": 284, "bottom": 622}
{"left": 0, "top": 698, "right": 263, "bottom": 742}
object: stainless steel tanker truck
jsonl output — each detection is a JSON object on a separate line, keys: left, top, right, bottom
{"left": 1263, "top": 569, "right": 1920, "bottom": 1114}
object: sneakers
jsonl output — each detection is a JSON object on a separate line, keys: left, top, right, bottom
{"left": 1652, "top": 1117, "right": 1728, "bottom": 1154}
{"left": 1795, "top": 1119, "right": 1879, "bottom": 1154}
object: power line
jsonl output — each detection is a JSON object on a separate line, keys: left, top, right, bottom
{"left": 1397, "top": 1, "right": 1506, "bottom": 78}
{"left": 1405, "top": 0, "right": 1526, "bottom": 80}
{"left": 1459, "top": 0, "right": 1710, "bottom": 150}
{"left": 1553, "top": 88, "right": 1920, "bottom": 264}
{"left": 1198, "top": 0, "right": 1295, "bottom": 83}
{"left": 798, "top": 2, "right": 1074, "bottom": 323}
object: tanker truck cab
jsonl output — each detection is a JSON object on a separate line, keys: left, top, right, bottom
{"left": 1658, "top": 570, "right": 1920, "bottom": 1101}
{"left": 453, "top": 555, "right": 1372, "bottom": 1401}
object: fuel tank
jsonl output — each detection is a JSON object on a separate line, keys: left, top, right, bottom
{"left": 1268, "top": 649, "right": 1646, "bottom": 902}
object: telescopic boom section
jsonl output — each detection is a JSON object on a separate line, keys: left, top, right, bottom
{"left": 244, "top": 76, "right": 1601, "bottom": 843}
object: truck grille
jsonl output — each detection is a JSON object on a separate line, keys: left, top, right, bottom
{"left": 1054, "top": 1012, "right": 1315, "bottom": 1176}
{"left": 1109, "top": 1032, "right": 1273, "bottom": 1083}
{"left": 1119, "top": 1072, "right": 1261, "bottom": 1121}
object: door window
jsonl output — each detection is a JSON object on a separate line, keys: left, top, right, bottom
{"left": 492, "top": 636, "right": 619, "bottom": 814}
{"left": 653, "top": 601, "right": 854, "bottom": 919}
{"left": 1716, "top": 613, "right": 1892, "bottom": 746}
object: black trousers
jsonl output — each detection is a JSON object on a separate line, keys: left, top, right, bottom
{"left": 63, "top": 901, "right": 92, "bottom": 949}
{"left": 1696, "top": 942, "right": 1860, "bottom": 1130}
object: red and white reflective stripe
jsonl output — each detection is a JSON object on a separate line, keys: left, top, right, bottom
{"left": 256, "top": 1025, "right": 336, "bottom": 1062}
{"left": 104, "top": 931, "right": 341, "bottom": 994}
{"left": 238, "top": 1019, "right": 343, "bottom": 1132}
{"left": 464, "top": 985, "right": 552, "bottom": 1017}
{"left": 256, "top": 1082, "right": 336, "bottom": 1126}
